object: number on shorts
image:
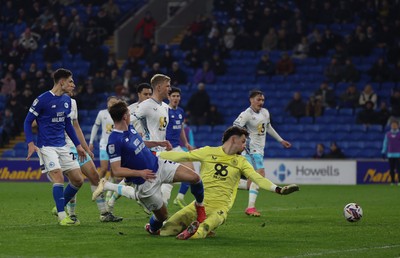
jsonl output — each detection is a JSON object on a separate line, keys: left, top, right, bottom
{"left": 69, "top": 152, "right": 76, "bottom": 160}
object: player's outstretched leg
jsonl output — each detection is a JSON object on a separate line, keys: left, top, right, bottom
{"left": 176, "top": 221, "right": 200, "bottom": 240}
{"left": 277, "top": 184, "right": 300, "bottom": 195}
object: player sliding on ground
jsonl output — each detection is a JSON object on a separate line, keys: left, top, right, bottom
{"left": 92, "top": 101, "right": 206, "bottom": 235}
{"left": 158, "top": 126, "right": 299, "bottom": 239}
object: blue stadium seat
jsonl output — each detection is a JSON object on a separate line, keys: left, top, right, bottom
{"left": 368, "top": 125, "right": 383, "bottom": 133}
{"left": 2, "top": 150, "right": 15, "bottom": 158}
{"left": 14, "top": 142, "right": 27, "bottom": 150}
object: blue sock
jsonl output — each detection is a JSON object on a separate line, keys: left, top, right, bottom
{"left": 190, "top": 180, "right": 204, "bottom": 204}
{"left": 53, "top": 183, "right": 65, "bottom": 212}
{"left": 149, "top": 215, "right": 163, "bottom": 232}
{"left": 63, "top": 183, "right": 80, "bottom": 206}
{"left": 179, "top": 182, "right": 190, "bottom": 195}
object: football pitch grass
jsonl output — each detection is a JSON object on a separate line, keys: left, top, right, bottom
{"left": 0, "top": 183, "right": 399, "bottom": 258}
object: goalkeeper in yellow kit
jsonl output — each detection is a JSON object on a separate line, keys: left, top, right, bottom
{"left": 159, "top": 126, "right": 299, "bottom": 240}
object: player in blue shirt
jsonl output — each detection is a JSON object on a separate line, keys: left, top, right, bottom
{"left": 92, "top": 101, "right": 206, "bottom": 235}
{"left": 24, "top": 68, "right": 86, "bottom": 226}
{"left": 166, "top": 87, "right": 196, "bottom": 208}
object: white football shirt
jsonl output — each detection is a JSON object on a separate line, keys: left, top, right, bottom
{"left": 65, "top": 98, "right": 78, "bottom": 148}
{"left": 91, "top": 109, "right": 114, "bottom": 149}
{"left": 128, "top": 102, "right": 144, "bottom": 135}
{"left": 133, "top": 98, "right": 169, "bottom": 152}
{"left": 233, "top": 107, "right": 282, "bottom": 156}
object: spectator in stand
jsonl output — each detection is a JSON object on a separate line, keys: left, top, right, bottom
{"left": 186, "top": 83, "right": 210, "bottom": 125}
{"left": 313, "top": 143, "right": 326, "bottom": 159}
{"left": 359, "top": 84, "right": 378, "bottom": 109}
{"left": 368, "top": 57, "right": 392, "bottom": 82}
{"left": 262, "top": 28, "right": 278, "bottom": 51}
{"left": 325, "top": 142, "right": 346, "bottom": 159}
{"left": 381, "top": 119, "right": 400, "bottom": 185}
{"left": 146, "top": 44, "right": 162, "bottom": 67}
{"left": 275, "top": 52, "right": 295, "bottom": 76}
{"left": 77, "top": 85, "right": 98, "bottom": 110}
{"left": 16, "top": 71, "right": 28, "bottom": 92}
{"left": 6, "top": 97, "right": 25, "bottom": 133}
{"left": 306, "top": 95, "right": 323, "bottom": 118}
{"left": 121, "top": 69, "right": 136, "bottom": 94}
{"left": 136, "top": 69, "right": 150, "bottom": 85}
{"left": 68, "top": 31, "right": 85, "bottom": 56}
{"left": 43, "top": 39, "right": 62, "bottom": 63}
{"left": 340, "top": 58, "right": 360, "bottom": 82}
{"left": 309, "top": 35, "right": 328, "bottom": 58}
{"left": 148, "top": 62, "right": 163, "bottom": 79}
{"left": 1, "top": 72, "right": 16, "bottom": 96}
{"left": 18, "top": 28, "right": 40, "bottom": 52}
{"left": 101, "top": 0, "right": 120, "bottom": 22}
{"left": 206, "top": 104, "right": 224, "bottom": 126}
{"left": 352, "top": 33, "right": 373, "bottom": 56}
{"left": 193, "top": 61, "right": 215, "bottom": 84}
{"left": 338, "top": 84, "right": 360, "bottom": 109}
{"left": 322, "top": 29, "right": 341, "bottom": 50}
{"left": 92, "top": 70, "right": 107, "bottom": 93}
{"left": 169, "top": 62, "right": 187, "bottom": 86}
{"left": 285, "top": 91, "right": 306, "bottom": 119}
{"left": 106, "top": 69, "right": 122, "bottom": 91}
{"left": 376, "top": 101, "right": 391, "bottom": 127}
{"left": 124, "top": 56, "right": 142, "bottom": 77}
{"left": 134, "top": 11, "right": 156, "bottom": 47}
{"left": 160, "top": 50, "right": 175, "bottom": 70}
{"left": 223, "top": 27, "right": 236, "bottom": 50}
{"left": 0, "top": 108, "right": 14, "bottom": 146}
{"left": 390, "top": 90, "right": 400, "bottom": 122}
{"left": 184, "top": 47, "right": 202, "bottom": 69}
{"left": 20, "top": 84, "right": 35, "bottom": 110}
{"left": 180, "top": 30, "right": 197, "bottom": 52}
{"left": 5, "top": 39, "right": 24, "bottom": 69}
{"left": 292, "top": 36, "right": 309, "bottom": 60}
{"left": 324, "top": 57, "right": 341, "bottom": 83}
{"left": 314, "top": 82, "right": 336, "bottom": 108}
{"left": 105, "top": 53, "right": 119, "bottom": 77}
{"left": 210, "top": 53, "right": 227, "bottom": 76}
{"left": 357, "top": 100, "right": 376, "bottom": 126}
{"left": 256, "top": 54, "right": 275, "bottom": 76}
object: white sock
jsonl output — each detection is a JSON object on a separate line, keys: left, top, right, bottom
{"left": 58, "top": 211, "right": 67, "bottom": 220}
{"left": 91, "top": 184, "right": 107, "bottom": 214}
{"left": 248, "top": 182, "right": 259, "bottom": 208}
{"left": 176, "top": 193, "right": 185, "bottom": 200}
{"left": 161, "top": 183, "right": 173, "bottom": 205}
{"left": 104, "top": 182, "right": 136, "bottom": 200}
{"left": 66, "top": 195, "right": 77, "bottom": 215}
{"left": 105, "top": 177, "right": 115, "bottom": 202}
{"left": 107, "top": 179, "right": 125, "bottom": 213}
{"left": 238, "top": 179, "right": 248, "bottom": 190}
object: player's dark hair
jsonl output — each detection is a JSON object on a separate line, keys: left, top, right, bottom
{"left": 137, "top": 83, "right": 152, "bottom": 93}
{"left": 169, "top": 87, "right": 181, "bottom": 95}
{"left": 53, "top": 68, "right": 72, "bottom": 84}
{"left": 249, "top": 89, "right": 263, "bottom": 99}
{"left": 108, "top": 101, "right": 128, "bottom": 122}
{"left": 222, "top": 126, "right": 249, "bottom": 144}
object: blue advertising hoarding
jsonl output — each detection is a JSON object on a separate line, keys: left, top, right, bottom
{"left": 356, "top": 160, "right": 397, "bottom": 184}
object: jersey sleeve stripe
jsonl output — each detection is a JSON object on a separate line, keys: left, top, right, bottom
{"left": 29, "top": 108, "right": 39, "bottom": 116}
{"left": 110, "top": 157, "right": 121, "bottom": 163}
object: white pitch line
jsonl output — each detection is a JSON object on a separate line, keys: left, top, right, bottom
{"left": 283, "top": 244, "right": 400, "bottom": 258}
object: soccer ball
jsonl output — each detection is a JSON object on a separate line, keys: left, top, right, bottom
{"left": 343, "top": 203, "right": 363, "bottom": 222}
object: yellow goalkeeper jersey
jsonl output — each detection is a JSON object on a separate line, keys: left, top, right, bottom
{"left": 159, "top": 146, "right": 275, "bottom": 210}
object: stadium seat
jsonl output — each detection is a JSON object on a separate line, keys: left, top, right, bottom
{"left": 2, "top": 150, "right": 15, "bottom": 158}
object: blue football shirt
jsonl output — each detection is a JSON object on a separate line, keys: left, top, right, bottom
{"left": 27, "top": 91, "right": 72, "bottom": 147}
{"left": 166, "top": 107, "right": 185, "bottom": 148}
{"left": 107, "top": 125, "right": 159, "bottom": 185}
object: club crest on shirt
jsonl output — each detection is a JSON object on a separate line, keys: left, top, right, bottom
{"left": 64, "top": 102, "right": 69, "bottom": 109}
{"left": 231, "top": 158, "right": 238, "bottom": 166}
{"left": 130, "top": 128, "right": 137, "bottom": 134}
{"left": 49, "top": 161, "right": 55, "bottom": 168}
{"left": 108, "top": 144, "right": 115, "bottom": 154}
{"left": 178, "top": 114, "right": 182, "bottom": 119}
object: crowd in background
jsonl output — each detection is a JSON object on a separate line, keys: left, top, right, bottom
{"left": 1, "top": 0, "right": 400, "bottom": 149}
